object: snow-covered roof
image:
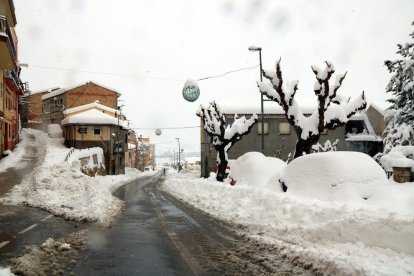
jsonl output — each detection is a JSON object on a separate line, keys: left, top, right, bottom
{"left": 184, "top": 156, "right": 200, "bottom": 164}
{"left": 41, "top": 88, "right": 66, "bottom": 100}
{"left": 31, "top": 86, "right": 61, "bottom": 96}
{"left": 368, "top": 101, "right": 391, "bottom": 116}
{"left": 64, "top": 101, "right": 121, "bottom": 116}
{"left": 217, "top": 98, "right": 318, "bottom": 115}
{"left": 42, "top": 81, "right": 121, "bottom": 100}
{"left": 346, "top": 112, "right": 382, "bottom": 141}
{"left": 64, "top": 81, "right": 121, "bottom": 96}
{"left": 61, "top": 108, "right": 127, "bottom": 127}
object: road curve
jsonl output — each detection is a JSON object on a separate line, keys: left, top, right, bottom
{"left": 74, "top": 173, "right": 312, "bottom": 275}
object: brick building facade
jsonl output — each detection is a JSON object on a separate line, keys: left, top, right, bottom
{"left": 41, "top": 81, "right": 119, "bottom": 129}
{"left": 20, "top": 87, "right": 59, "bottom": 129}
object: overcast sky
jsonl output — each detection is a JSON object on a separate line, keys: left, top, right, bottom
{"left": 14, "top": 0, "right": 414, "bottom": 156}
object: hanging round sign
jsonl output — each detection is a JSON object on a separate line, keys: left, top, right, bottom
{"left": 182, "top": 79, "right": 200, "bottom": 102}
{"left": 155, "top": 128, "right": 162, "bottom": 136}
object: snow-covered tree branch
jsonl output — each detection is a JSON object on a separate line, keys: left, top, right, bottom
{"left": 258, "top": 59, "right": 367, "bottom": 158}
{"left": 197, "top": 101, "right": 257, "bottom": 181}
{"left": 382, "top": 21, "right": 414, "bottom": 154}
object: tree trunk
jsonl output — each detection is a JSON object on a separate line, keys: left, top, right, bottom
{"left": 293, "top": 138, "right": 314, "bottom": 159}
{"left": 216, "top": 148, "right": 228, "bottom": 182}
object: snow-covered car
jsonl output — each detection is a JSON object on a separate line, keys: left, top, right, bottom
{"left": 280, "top": 151, "right": 388, "bottom": 202}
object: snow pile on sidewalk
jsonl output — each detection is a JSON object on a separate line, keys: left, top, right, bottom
{"left": 229, "top": 152, "right": 286, "bottom": 192}
{"left": 0, "top": 129, "right": 38, "bottom": 173}
{"left": 0, "top": 129, "right": 157, "bottom": 226}
{"left": 161, "top": 152, "right": 414, "bottom": 275}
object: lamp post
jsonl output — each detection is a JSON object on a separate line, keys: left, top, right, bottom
{"left": 175, "top": 137, "right": 181, "bottom": 172}
{"left": 248, "top": 45, "right": 265, "bottom": 154}
{"left": 116, "top": 104, "right": 125, "bottom": 174}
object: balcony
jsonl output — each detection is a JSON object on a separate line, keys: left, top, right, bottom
{"left": 4, "top": 69, "right": 26, "bottom": 94}
{"left": 0, "top": 15, "right": 17, "bottom": 70}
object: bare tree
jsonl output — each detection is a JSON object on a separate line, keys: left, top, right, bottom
{"left": 258, "top": 59, "right": 367, "bottom": 158}
{"left": 197, "top": 101, "right": 257, "bottom": 182}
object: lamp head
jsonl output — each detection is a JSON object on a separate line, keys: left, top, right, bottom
{"left": 248, "top": 46, "right": 262, "bottom": 52}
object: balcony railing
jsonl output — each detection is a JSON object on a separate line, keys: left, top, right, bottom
{"left": 5, "top": 69, "right": 26, "bottom": 93}
{"left": 0, "top": 15, "right": 17, "bottom": 64}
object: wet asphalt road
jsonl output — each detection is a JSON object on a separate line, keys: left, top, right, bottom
{"left": 73, "top": 174, "right": 312, "bottom": 276}
{"left": 73, "top": 174, "right": 195, "bottom": 275}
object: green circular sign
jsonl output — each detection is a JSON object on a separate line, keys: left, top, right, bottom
{"left": 182, "top": 79, "right": 200, "bottom": 102}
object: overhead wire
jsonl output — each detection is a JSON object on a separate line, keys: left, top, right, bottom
{"left": 28, "top": 64, "right": 259, "bottom": 83}
{"left": 130, "top": 126, "right": 200, "bottom": 130}
{"left": 29, "top": 65, "right": 183, "bottom": 82}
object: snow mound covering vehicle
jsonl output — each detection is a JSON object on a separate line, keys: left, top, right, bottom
{"left": 230, "top": 152, "right": 286, "bottom": 192}
{"left": 282, "top": 151, "right": 387, "bottom": 202}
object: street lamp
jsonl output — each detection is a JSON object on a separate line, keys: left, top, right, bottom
{"left": 248, "top": 45, "right": 265, "bottom": 154}
{"left": 175, "top": 137, "right": 181, "bottom": 172}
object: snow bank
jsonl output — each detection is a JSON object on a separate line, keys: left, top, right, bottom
{"left": 0, "top": 129, "right": 156, "bottom": 226}
{"left": 230, "top": 152, "right": 286, "bottom": 192}
{"left": 0, "top": 267, "right": 14, "bottom": 276}
{"left": 0, "top": 129, "right": 36, "bottom": 173}
{"left": 282, "top": 152, "right": 387, "bottom": 203}
{"left": 161, "top": 172, "right": 414, "bottom": 275}
{"left": 1, "top": 160, "right": 126, "bottom": 226}
{"left": 47, "top": 124, "right": 63, "bottom": 138}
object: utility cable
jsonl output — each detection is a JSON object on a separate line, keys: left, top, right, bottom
{"left": 130, "top": 126, "right": 200, "bottom": 130}
{"left": 29, "top": 64, "right": 259, "bottom": 83}
{"left": 196, "top": 64, "right": 259, "bottom": 81}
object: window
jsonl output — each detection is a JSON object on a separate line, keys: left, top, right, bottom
{"left": 279, "top": 122, "right": 291, "bottom": 135}
{"left": 257, "top": 122, "right": 269, "bottom": 135}
{"left": 94, "top": 128, "right": 101, "bottom": 135}
{"left": 345, "top": 120, "right": 365, "bottom": 134}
